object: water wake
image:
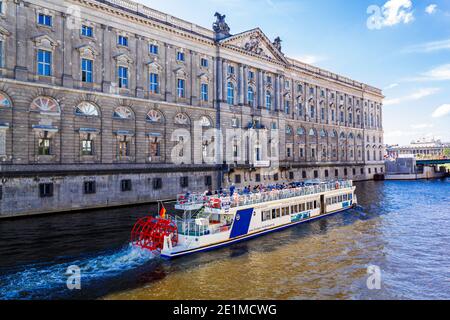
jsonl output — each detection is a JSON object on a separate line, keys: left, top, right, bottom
{"left": 0, "top": 244, "right": 156, "bottom": 300}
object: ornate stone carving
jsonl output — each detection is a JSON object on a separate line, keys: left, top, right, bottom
{"left": 213, "top": 12, "right": 230, "bottom": 35}
{"left": 244, "top": 34, "right": 263, "bottom": 55}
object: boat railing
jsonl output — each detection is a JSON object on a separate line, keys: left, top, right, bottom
{"left": 204, "top": 180, "right": 353, "bottom": 210}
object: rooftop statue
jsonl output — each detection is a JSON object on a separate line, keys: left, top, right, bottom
{"left": 273, "top": 37, "right": 282, "bottom": 52}
{"left": 213, "top": 12, "right": 230, "bottom": 35}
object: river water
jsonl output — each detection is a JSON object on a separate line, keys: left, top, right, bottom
{"left": 0, "top": 179, "right": 449, "bottom": 300}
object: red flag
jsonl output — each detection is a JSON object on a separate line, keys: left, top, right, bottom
{"left": 159, "top": 205, "right": 167, "bottom": 219}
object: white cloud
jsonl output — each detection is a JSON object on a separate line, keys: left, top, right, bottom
{"left": 410, "top": 123, "right": 434, "bottom": 129}
{"left": 382, "top": 0, "right": 414, "bottom": 26}
{"left": 403, "top": 39, "right": 450, "bottom": 53}
{"left": 432, "top": 104, "right": 450, "bottom": 118}
{"left": 406, "top": 64, "right": 450, "bottom": 82}
{"left": 384, "top": 88, "right": 440, "bottom": 106}
{"left": 384, "top": 83, "right": 399, "bottom": 90}
{"left": 425, "top": 4, "right": 437, "bottom": 14}
{"left": 293, "top": 55, "right": 327, "bottom": 65}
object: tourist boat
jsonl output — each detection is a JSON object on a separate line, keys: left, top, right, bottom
{"left": 131, "top": 180, "right": 357, "bottom": 259}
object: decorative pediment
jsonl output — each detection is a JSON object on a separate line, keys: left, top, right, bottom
{"left": 198, "top": 72, "right": 210, "bottom": 82}
{"left": 174, "top": 67, "right": 188, "bottom": 78}
{"left": 32, "top": 34, "right": 59, "bottom": 50}
{"left": 220, "top": 28, "right": 288, "bottom": 65}
{"left": 147, "top": 61, "right": 162, "bottom": 72}
{"left": 77, "top": 45, "right": 99, "bottom": 59}
{"left": 114, "top": 53, "right": 133, "bottom": 65}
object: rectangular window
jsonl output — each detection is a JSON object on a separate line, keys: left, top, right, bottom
{"left": 118, "top": 35, "right": 128, "bottom": 47}
{"left": 37, "top": 50, "right": 52, "bottom": 76}
{"left": 274, "top": 173, "right": 279, "bottom": 181}
{"left": 39, "top": 183, "right": 54, "bottom": 198}
{"left": 149, "top": 44, "right": 159, "bottom": 55}
{"left": 81, "top": 58, "right": 93, "bottom": 83}
{"left": 255, "top": 174, "right": 261, "bottom": 183}
{"left": 266, "top": 76, "right": 272, "bottom": 84}
{"left": 38, "top": 138, "right": 51, "bottom": 155}
{"left": 0, "top": 1, "right": 3, "bottom": 15}
{"left": 335, "top": 169, "right": 339, "bottom": 177}
{"left": 302, "top": 171, "right": 307, "bottom": 179}
{"left": 177, "top": 79, "right": 185, "bottom": 98}
{"left": 153, "top": 178, "right": 163, "bottom": 190}
{"left": 38, "top": 13, "right": 52, "bottom": 26}
{"left": 180, "top": 177, "right": 189, "bottom": 188}
{"left": 177, "top": 51, "right": 185, "bottom": 62}
{"left": 325, "top": 170, "right": 329, "bottom": 178}
{"left": 149, "top": 73, "right": 159, "bottom": 94}
{"left": 314, "top": 170, "right": 319, "bottom": 179}
{"left": 248, "top": 71, "right": 254, "bottom": 80}
{"left": 118, "top": 138, "right": 129, "bottom": 159}
{"left": 201, "top": 83, "right": 208, "bottom": 102}
{"left": 289, "top": 172, "right": 294, "bottom": 180}
{"left": 84, "top": 181, "right": 96, "bottom": 194}
{"left": 81, "top": 139, "right": 93, "bottom": 156}
{"left": 201, "top": 58, "right": 208, "bottom": 68}
{"left": 121, "top": 179, "right": 132, "bottom": 192}
{"left": 205, "top": 176, "right": 212, "bottom": 187}
{"left": 81, "top": 25, "right": 93, "bottom": 37}
{"left": 149, "top": 138, "right": 160, "bottom": 157}
{"left": 228, "top": 65, "right": 235, "bottom": 75}
{"left": 118, "top": 66, "right": 128, "bottom": 88}
{"left": 235, "top": 175, "right": 241, "bottom": 184}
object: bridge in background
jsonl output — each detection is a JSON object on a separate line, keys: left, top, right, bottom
{"left": 416, "top": 159, "right": 450, "bottom": 166}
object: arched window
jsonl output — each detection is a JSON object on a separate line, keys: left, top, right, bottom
{"left": 247, "top": 86, "right": 254, "bottom": 107}
{"left": 349, "top": 133, "right": 354, "bottom": 140}
{"left": 227, "top": 82, "right": 235, "bottom": 105}
{"left": 174, "top": 113, "right": 190, "bottom": 125}
{"left": 75, "top": 102, "right": 99, "bottom": 117}
{"left": 0, "top": 92, "right": 11, "bottom": 108}
{"left": 266, "top": 91, "right": 272, "bottom": 110}
{"left": 113, "top": 106, "right": 133, "bottom": 119}
{"left": 147, "top": 110, "right": 163, "bottom": 123}
{"left": 329, "top": 130, "right": 337, "bottom": 138}
{"left": 30, "top": 97, "right": 60, "bottom": 114}
{"left": 320, "top": 129, "right": 327, "bottom": 138}
{"left": 309, "top": 128, "right": 316, "bottom": 137}
{"left": 340, "top": 132, "right": 346, "bottom": 139}
{"left": 200, "top": 116, "right": 212, "bottom": 127}
{"left": 286, "top": 125, "right": 293, "bottom": 135}
{"left": 297, "top": 127, "right": 305, "bottom": 136}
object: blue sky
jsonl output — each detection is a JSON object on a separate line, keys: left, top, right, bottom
{"left": 140, "top": 0, "right": 450, "bottom": 145}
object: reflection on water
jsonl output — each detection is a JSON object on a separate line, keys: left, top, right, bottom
{"left": 0, "top": 179, "right": 449, "bottom": 300}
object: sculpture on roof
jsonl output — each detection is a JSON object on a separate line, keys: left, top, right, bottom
{"left": 213, "top": 12, "right": 230, "bottom": 36}
{"left": 273, "top": 37, "right": 282, "bottom": 52}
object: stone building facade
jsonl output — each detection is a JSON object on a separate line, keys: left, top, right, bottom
{"left": 0, "top": 0, "right": 385, "bottom": 217}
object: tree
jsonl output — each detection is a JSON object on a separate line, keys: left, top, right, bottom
{"left": 444, "top": 148, "right": 450, "bottom": 158}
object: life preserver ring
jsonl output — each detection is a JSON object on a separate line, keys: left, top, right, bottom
{"left": 210, "top": 198, "right": 221, "bottom": 209}
{"left": 178, "top": 195, "right": 186, "bottom": 205}
{"left": 335, "top": 182, "right": 340, "bottom": 190}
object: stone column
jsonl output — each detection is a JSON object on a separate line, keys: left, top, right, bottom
{"left": 165, "top": 44, "right": 173, "bottom": 102}
{"left": 243, "top": 66, "right": 248, "bottom": 106}
{"left": 62, "top": 13, "right": 73, "bottom": 88}
{"left": 190, "top": 51, "right": 198, "bottom": 106}
{"left": 135, "top": 35, "right": 144, "bottom": 98}
{"left": 14, "top": 1, "right": 28, "bottom": 80}
{"left": 222, "top": 60, "right": 227, "bottom": 103}
{"left": 102, "top": 25, "right": 112, "bottom": 93}
{"left": 215, "top": 57, "right": 223, "bottom": 103}
{"left": 238, "top": 64, "right": 244, "bottom": 106}
{"left": 258, "top": 70, "right": 264, "bottom": 108}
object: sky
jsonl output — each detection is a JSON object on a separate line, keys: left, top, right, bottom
{"left": 139, "top": 0, "right": 450, "bottom": 146}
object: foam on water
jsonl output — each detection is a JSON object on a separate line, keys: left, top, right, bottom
{"left": 0, "top": 244, "right": 156, "bottom": 300}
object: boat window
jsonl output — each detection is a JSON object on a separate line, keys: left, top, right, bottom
{"left": 349, "top": 193, "right": 353, "bottom": 200}
{"left": 343, "top": 194, "right": 348, "bottom": 201}
{"left": 262, "top": 210, "right": 271, "bottom": 222}
{"left": 300, "top": 203, "right": 306, "bottom": 212}
{"left": 272, "top": 209, "right": 277, "bottom": 219}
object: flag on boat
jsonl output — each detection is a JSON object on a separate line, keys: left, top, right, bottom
{"left": 159, "top": 205, "right": 167, "bottom": 219}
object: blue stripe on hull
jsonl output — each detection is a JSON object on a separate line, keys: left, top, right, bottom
{"left": 161, "top": 206, "right": 354, "bottom": 260}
